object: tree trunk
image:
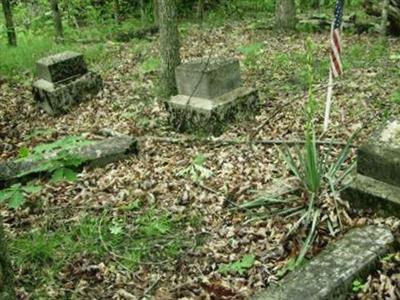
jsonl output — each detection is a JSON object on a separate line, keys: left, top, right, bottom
{"left": 275, "top": 0, "right": 297, "bottom": 31}
{"left": 0, "top": 216, "right": 15, "bottom": 300}
{"left": 381, "top": 0, "right": 390, "bottom": 36}
{"left": 153, "top": 0, "right": 159, "bottom": 25}
{"left": 140, "top": 0, "right": 146, "bottom": 23}
{"left": 113, "top": 0, "right": 121, "bottom": 24}
{"left": 1, "top": 0, "right": 17, "bottom": 46}
{"left": 158, "top": 0, "right": 181, "bottom": 97}
{"left": 50, "top": 0, "right": 64, "bottom": 43}
{"left": 197, "top": 0, "right": 205, "bottom": 21}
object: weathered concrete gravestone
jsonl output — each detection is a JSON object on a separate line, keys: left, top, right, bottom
{"left": 342, "top": 119, "right": 400, "bottom": 217}
{"left": 166, "top": 58, "right": 260, "bottom": 135}
{"left": 252, "top": 226, "right": 394, "bottom": 300}
{"left": 32, "top": 51, "right": 103, "bottom": 115}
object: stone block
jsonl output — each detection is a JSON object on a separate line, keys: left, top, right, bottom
{"left": 166, "top": 87, "right": 259, "bottom": 135}
{"left": 252, "top": 226, "right": 394, "bottom": 300}
{"left": 36, "top": 51, "right": 88, "bottom": 83}
{"left": 357, "top": 119, "right": 400, "bottom": 187}
{"left": 175, "top": 58, "right": 241, "bottom": 99}
{"left": 32, "top": 72, "right": 102, "bottom": 115}
{"left": 341, "top": 174, "right": 400, "bottom": 218}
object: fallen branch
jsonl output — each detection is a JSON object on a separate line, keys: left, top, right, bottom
{"left": 114, "top": 25, "right": 159, "bottom": 42}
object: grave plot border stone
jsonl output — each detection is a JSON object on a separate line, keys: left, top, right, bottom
{"left": 252, "top": 226, "right": 395, "bottom": 300}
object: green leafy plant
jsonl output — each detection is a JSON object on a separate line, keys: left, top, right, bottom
{"left": 0, "top": 183, "right": 42, "bottom": 209}
{"left": 17, "top": 136, "right": 93, "bottom": 182}
{"left": 177, "top": 153, "right": 213, "bottom": 182}
{"left": 352, "top": 279, "right": 366, "bottom": 292}
{"left": 238, "top": 42, "right": 263, "bottom": 66}
{"left": 218, "top": 254, "right": 256, "bottom": 275}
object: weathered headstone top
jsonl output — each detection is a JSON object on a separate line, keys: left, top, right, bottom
{"left": 357, "top": 119, "right": 400, "bottom": 187}
{"left": 252, "top": 226, "right": 394, "bottom": 300}
{"left": 36, "top": 51, "right": 88, "bottom": 83}
{"left": 342, "top": 118, "right": 400, "bottom": 217}
{"left": 32, "top": 51, "right": 102, "bottom": 115}
{"left": 175, "top": 57, "right": 241, "bottom": 99}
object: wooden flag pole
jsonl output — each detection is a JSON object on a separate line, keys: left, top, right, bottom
{"left": 323, "top": 69, "right": 334, "bottom": 132}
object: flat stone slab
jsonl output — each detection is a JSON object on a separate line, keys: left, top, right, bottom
{"left": 341, "top": 174, "right": 400, "bottom": 218}
{"left": 252, "top": 226, "right": 395, "bottom": 300}
{"left": 36, "top": 51, "right": 88, "bottom": 83}
{"left": 166, "top": 87, "right": 259, "bottom": 135}
{"left": 175, "top": 58, "right": 241, "bottom": 99}
{"left": 32, "top": 71, "right": 102, "bottom": 115}
{"left": 357, "top": 119, "right": 400, "bottom": 187}
{"left": 0, "top": 136, "right": 138, "bottom": 185}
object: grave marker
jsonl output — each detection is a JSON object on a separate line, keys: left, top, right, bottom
{"left": 166, "top": 57, "right": 260, "bottom": 135}
{"left": 342, "top": 119, "right": 400, "bottom": 217}
{"left": 32, "top": 51, "right": 103, "bottom": 115}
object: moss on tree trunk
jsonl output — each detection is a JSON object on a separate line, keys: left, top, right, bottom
{"left": 159, "top": 0, "right": 181, "bottom": 97}
{"left": 275, "top": 0, "right": 297, "bottom": 31}
{"left": 1, "top": 0, "right": 17, "bottom": 46}
{"left": 50, "top": 0, "right": 64, "bottom": 43}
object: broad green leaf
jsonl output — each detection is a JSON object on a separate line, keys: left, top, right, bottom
{"left": 22, "top": 185, "right": 42, "bottom": 194}
{"left": 52, "top": 168, "right": 77, "bottom": 182}
{"left": 19, "top": 147, "right": 30, "bottom": 158}
{"left": 9, "top": 191, "right": 24, "bottom": 209}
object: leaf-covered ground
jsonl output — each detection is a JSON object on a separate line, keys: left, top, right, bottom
{"left": 1, "top": 17, "right": 400, "bottom": 299}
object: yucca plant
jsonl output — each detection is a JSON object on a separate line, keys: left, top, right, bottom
{"left": 243, "top": 38, "right": 356, "bottom": 269}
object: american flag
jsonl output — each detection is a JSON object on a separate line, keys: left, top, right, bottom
{"left": 330, "top": 0, "right": 345, "bottom": 78}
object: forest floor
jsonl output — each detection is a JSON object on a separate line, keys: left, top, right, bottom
{"left": 1, "top": 17, "right": 400, "bottom": 299}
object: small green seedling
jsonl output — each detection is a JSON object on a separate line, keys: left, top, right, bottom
{"left": 177, "top": 153, "right": 213, "bottom": 182}
{"left": 218, "top": 254, "right": 255, "bottom": 275}
{"left": 352, "top": 279, "right": 366, "bottom": 292}
{"left": 0, "top": 183, "right": 42, "bottom": 209}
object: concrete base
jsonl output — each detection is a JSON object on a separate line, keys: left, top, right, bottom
{"left": 357, "top": 119, "right": 400, "bottom": 187}
{"left": 252, "top": 226, "right": 394, "bottom": 300}
{"left": 32, "top": 72, "right": 103, "bottom": 115}
{"left": 166, "top": 87, "right": 260, "bottom": 135}
{"left": 341, "top": 174, "right": 400, "bottom": 218}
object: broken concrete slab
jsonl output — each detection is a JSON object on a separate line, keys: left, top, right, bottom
{"left": 175, "top": 58, "right": 241, "bottom": 99}
{"left": 341, "top": 174, "right": 400, "bottom": 218}
{"left": 166, "top": 87, "right": 259, "bottom": 135}
{"left": 0, "top": 136, "right": 138, "bottom": 185}
{"left": 36, "top": 51, "right": 88, "bottom": 83}
{"left": 252, "top": 226, "right": 395, "bottom": 300}
{"left": 32, "top": 72, "right": 102, "bottom": 115}
{"left": 357, "top": 119, "right": 400, "bottom": 187}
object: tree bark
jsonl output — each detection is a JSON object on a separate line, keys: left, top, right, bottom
{"left": 153, "top": 0, "right": 159, "bottom": 25}
{"left": 158, "top": 0, "right": 181, "bottom": 97}
{"left": 113, "top": 0, "right": 121, "bottom": 24}
{"left": 1, "top": 0, "right": 17, "bottom": 46}
{"left": 275, "top": 0, "right": 297, "bottom": 31}
{"left": 381, "top": 0, "right": 390, "bottom": 36}
{"left": 50, "top": 0, "right": 64, "bottom": 43}
{"left": 0, "top": 216, "right": 15, "bottom": 300}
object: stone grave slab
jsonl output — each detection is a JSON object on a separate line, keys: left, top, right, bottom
{"left": 0, "top": 136, "right": 138, "bottom": 185}
{"left": 175, "top": 58, "right": 241, "bottom": 99}
{"left": 343, "top": 174, "right": 400, "bottom": 217}
{"left": 32, "top": 51, "right": 103, "bottom": 115}
{"left": 252, "top": 226, "right": 394, "bottom": 300}
{"left": 167, "top": 57, "right": 260, "bottom": 135}
{"left": 36, "top": 51, "right": 88, "bottom": 83}
{"left": 342, "top": 119, "right": 400, "bottom": 217}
